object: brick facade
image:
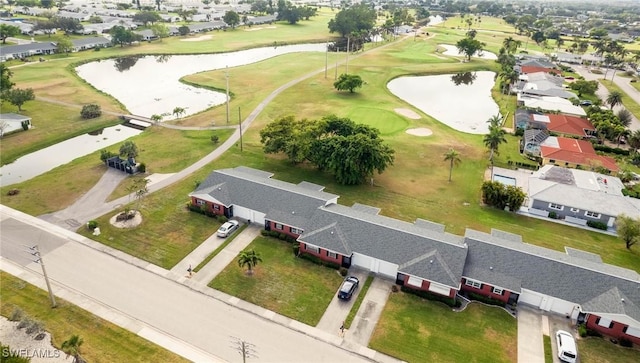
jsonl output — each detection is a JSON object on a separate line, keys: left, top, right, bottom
{"left": 403, "top": 275, "right": 456, "bottom": 298}
{"left": 191, "top": 197, "right": 225, "bottom": 216}
{"left": 268, "top": 221, "right": 302, "bottom": 238}
{"left": 460, "top": 278, "right": 511, "bottom": 303}
{"left": 299, "top": 243, "right": 343, "bottom": 265}
{"left": 586, "top": 314, "right": 640, "bottom": 346}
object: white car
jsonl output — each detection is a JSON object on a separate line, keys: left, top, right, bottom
{"left": 556, "top": 330, "right": 577, "bottom": 363}
{"left": 216, "top": 220, "right": 239, "bottom": 238}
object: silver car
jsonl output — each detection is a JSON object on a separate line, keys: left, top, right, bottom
{"left": 217, "top": 220, "right": 239, "bottom": 238}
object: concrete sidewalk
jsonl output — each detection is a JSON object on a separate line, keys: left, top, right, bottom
{"left": 517, "top": 306, "right": 545, "bottom": 363}
{"left": 189, "top": 224, "right": 261, "bottom": 284}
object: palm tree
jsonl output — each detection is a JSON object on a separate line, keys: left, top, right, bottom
{"left": 483, "top": 123, "right": 507, "bottom": 175}
{"left": 172, "top": 106, "right": 185, "bottom": 119}
{"left": 61, "top": 335, "right": 83, "bottom": 363}
{"left": 499, "top": 69, "right": 518, "bottom": 94}
{"left": 617, "top": 109, "right": 632, "bottom": 128}
{"left": 628, "top": 129, "right": 640, "bottom": 152}
{"left": 606, "top": 91, "right": 623, "bottom": 109}
{"left": 443, "top": 148, "right": 461, "bottom": 182}
{"left": 502, "top": 36, "right": 521, "bottom": 54}
{"left": 487, "top": 114, "right": 504, "bottom": 128}
{"left": 238, "top": 249, "right": 262, "bottom": 275}
{"left": 150, "top": 114, "right": 163, "bottom": 123}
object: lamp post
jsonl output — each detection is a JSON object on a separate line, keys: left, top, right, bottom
{"left": 29, "top": 245, "right": 56, "bottom": 308}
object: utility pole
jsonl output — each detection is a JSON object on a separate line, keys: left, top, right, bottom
{"left": 29, "top": 245, "right": 56, "bottom": 308}
{"left": 225, "top": 66, "right": 230, "bottom": 124}
{"left": 238, "top": 107, "right": 243, "bottom": 152}
{"left": 334, "top": 47, "right": 339, "bottom": 80}
{"left": 346, "top": 36, "right": 350, "bottom": 74}
{"left": 230, "top": 336, "right": 257, "bottom": 363}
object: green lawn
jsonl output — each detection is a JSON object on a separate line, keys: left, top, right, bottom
{"left": 577, "top": 336, "right": 640, "bottom": 363}
{"left": 369, "top": 292, "right": 517, "bottom": 363}
{"left": 543, "top": 335, "right": 553, "bottom": 363}
{"left": 600, "top": 79, "right": 640, "bottom": 121}
{"left": 208, "top": 236, "right": 343, "bottom": 326}
{"left": 0, "top": 272, "right": 188, "bottom": 363}
{"left": 193, "top": 224, "right": 247, "bottom": 272}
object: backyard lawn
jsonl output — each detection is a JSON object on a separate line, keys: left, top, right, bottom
{"left": 577, "top": 336, "right": 640, "bottom": 363}
{"left": 208, "top": 236, "right": 343, "bottom": 326}
{"left": 369, "top": 291, "right": 517, "bottom": 363}
{"left": 0, "top": 272, "right": 187, "bottom": 363}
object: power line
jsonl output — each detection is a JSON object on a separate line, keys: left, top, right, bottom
{"left": 229, "top": 336, "right": 258, "bottom": 363}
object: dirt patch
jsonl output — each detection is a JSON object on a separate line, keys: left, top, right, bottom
{"left": 0, "top": 316, "right": 71, "bottom": 363}
{"left": 244, "top": 26, "right": 277, "bottom": 32}
{"left": 180, "top": 34, "right": 213, "bottom": 42}
{"left": 405, "top": 128, "right": 433, "bottom": 137}
{"left": 109, "top": 210, "right": 142, "bottom": 228}
{"left": 394, "top": 108, "right": 421, "bottom": 119}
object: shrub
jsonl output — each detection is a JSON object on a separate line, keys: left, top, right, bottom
{"left": 6, "top": 189, "right": 19, "bottom": 196}
{"left": 292, "top": 243, "right": 300, "bottom": 256}
{"left": 467, "top": 292, "right": 506, "bottom": 307}
{"left": 217, "top": 215, "right": 228, "bottom": 223}
{"left": 619, "top": 337, "right": 633, "bottom": 348}
{"left": 278, "top": 233, "right": 286, "bottom": 240}
{"left": 87, "top": 220, "right": 98, "bottom": 230}
{"left": 514, "top": 128, "right": 524, "bottom": 136}
{"left": 587, "top": 220, "right": 608, "bottom": 230}
{"left": 339, "top": 267, "right": 348, "bottom": 276}
{"left": 578, "top": 324, "right": 587, "bottom": 337}
{"left": 548, "top": 211, "right": 558, "bottom": 219}
{"left": 391, "top": 285, "right": 399, "bottom": 293}
{"left": 260, "top": 230, "right": 270, "bottom": 236}
{"left": 285, "top": 235, "right": 296, "bottom": 243}
{"left": 81, "top": 103, "right": 102, "bottom": 119}
{"left": 100, "top": 149, "right": 117, "bottom": 163}
{"left": 210, "top": 135, "right": 219, "bottom": 144}
{"left": 21, "top": 120, "right": 29, "bottom": 130}
{"left": 593, "top": 144, "right": 630, "bottom": 156}
{"left": 622, "top": 188, "right": 640, "bottom": 198}
{"left": 17, "top": 317, "right": 32, "bottom": 330}
{"left": 25, "top": 320, "right": 43, "bottom": 335}
{"left": 138, "top": 162, "right": 146, "bottom": 173}
{"left": 268, "top": 230, "right": 280, "bottom": 238}
{"left": 188, "top": 203, "right": 204, "bottom": 214}
{"left": 9, "top": 308, "right": 24, "bottom": 322}
{"left": 400, "top": 285, "right": 461, "bottom": 307}
{"left": 298, "top": 252, "right": 340, "bottom": 270}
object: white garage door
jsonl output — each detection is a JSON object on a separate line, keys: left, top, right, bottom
{"left": 251, "top": 211, "right": 266, "bottom": 225}
{"left": 351, "top": 253, "right": 397, "bottom": 278}
{"left": 232, "top": 205, "right": 252, "bottom": 221}
{"left": 519, "top": 289, "right": 544, "bottom": 307}
{"left": 547, "top": 297, "right": 577, "bottom": 316}
{"left": 378, "top": 260, "right": 398, "bottom": 279}
{"left": 351, "top": 252, "right": 373, "bottom": 270}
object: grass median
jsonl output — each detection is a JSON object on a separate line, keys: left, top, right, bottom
{"left": 209, "top": 236, "right": 343, "bottom": 326}
{"left": 343, "top": 275, "right": 373, "bottom": 329}
{"left": 0, "top": 272, "right": 188, "bottom": 363}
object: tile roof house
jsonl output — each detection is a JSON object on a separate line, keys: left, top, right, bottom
{"left": 526, "top": 165, "right": 638, "bottom": 227}
{"left": 190, "top": 166, "right": 640, "bottom": 344}
{"left": 520, "top": 65, "right": 562, "bottom": 76}
{"left": 540, "top": 136, "right": 619, "bottom": 172}
{"left": 516, "top": 110, "right": 595, "bottom": 138}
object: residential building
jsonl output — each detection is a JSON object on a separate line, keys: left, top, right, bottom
{"left": 0, "top": 113, "right": 31, "bottom": 136}
{"left": 517, "top": 95, "right": 587, "bottom": 116}
{"left": 540, "top": 136, "right": 618, "bottom": 173}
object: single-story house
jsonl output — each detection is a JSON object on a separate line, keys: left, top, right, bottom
{"left": 540, "top": 136, "right": 619, "bottom": 173}
{"left": 249, "top": 15, "right": 277, "bottom": 25}
{"left": 0, "top": 19, "right": 34, "bottom": 35}
{"left": 517, "top": 95, "right": 587, "bottom": 116}
{"left": 134, "top": 29, "right": 158, "bottom": 42}
{"left": 527, "top": 165, "right": 637, "bottom": 227}
{"left": 554, "top": 51, "right": 583, "bottom": 64}
{"left": 465, "top": 228, "right": 640, "bottom": 345}
{"left": 71, "top": 37, "right": 111, "bottom": 51}
{"left": 187, "top": 21, "right": 227, "bottom": 33}
{"left": 0, "top": 113, "right": 31, "bottom": 136}
{"left": 519, "top": 65, "right": 562, "bottom": 76}
{"left": 0, "top": 42, "right": 57, "bottom": 61}
{"left": 515, "top": 110, "right": 595, "bottom": 138}
{"left": 189, "top": 166, "right": 640, "bottom": 344}
{"left": 57, "top": 11, "right": 92, "bottom": 22}
{"left": 518, "top": 58, "right": 556, "bottom": 69}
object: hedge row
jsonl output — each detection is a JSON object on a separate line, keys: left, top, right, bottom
{"left": 400, "top": 285, "right": 461, "bottom": 308}
{"left": 467, "top": 292, "right": 507, "bottom": 308}
{"left": 593, "top": 144, "right": 630, "bottom": 156}
{"left": 587, "top": 220, "right": 608, "bottom": 230}
{"left": 186, "top": 203, "right": 228, "bottom": 222}
{"left": 298, "top": 252, "right": 341, "bottom": 270}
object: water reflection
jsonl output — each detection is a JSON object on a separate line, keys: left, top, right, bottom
{"left": 451, "top": 72, "right": 477, "bottom": 86}
{"left": 155, "top": 54, "right": 172, "bottom": 63}
{"left": 387, "top": 71, "right": 499, "bottom": 134}
{"left": 114, "top": 55, "right": 142, "bottom": 72}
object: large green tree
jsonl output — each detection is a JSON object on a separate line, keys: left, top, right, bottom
{"left": 119, "top": 141, "right": 139, "bottom": 159}
{"left": 569, "top": 79, "right": 598, "bottom": 97}
{"left": 133, "top": 11, "right": 162, "bottom": 25}
{"left": 110, "top": 25, "right": 141, "bottom": 47}
{"left": 223, "top": 11, "right": 240, "bottom": 29}
{"left": 616, "top": 214, "right": 640, "bottom": 249}
{"left": 4, "top": 88, "right": 35, "bottom": 111}
{"left": 333, "top": 74, "right": 364, "bottom": 93}
{"left": 238, "top": 249, "right": 262, "bottom": 275}
{"left": 55, "top": 36, "right": 73, "bottom": 55}
{"left": 456, "top": 37, "right": 485, "bottom": 61}
{"left": 483, "top": 116, "right": 507, "bottom": 166}
{"left": 0, "top": 24, "right": 20, "bottom": 44}
{"left": 0, "top": 63, "right": 14, "bottom": 94}
{"left": 328, "top": 4, "right": 376, "bottom": 38}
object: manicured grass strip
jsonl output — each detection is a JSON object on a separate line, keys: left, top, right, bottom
{"left": 543, "top": 335, "right": 553, "bottom": 363}
{"left": 209, "top": 236, "right": 343, "bottom": 326}
{"left": 370, "top": 291, "right": 517, "bottom": 363}
{"left": 600, "top": 79, "right": 640, "bottom": 121}
{"left": 0, "top": 272, "right": 188, "bottom": 363}
{"left": 577, "top": 336, "right": 640, "bottom": 363}
{"left": 193, "top": 224, "right": 247, "bottom": 272}
{"left": 343, "top": 275, "right": 373, "bottom": 329}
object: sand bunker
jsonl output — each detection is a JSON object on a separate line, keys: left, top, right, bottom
{"left": 245, "top": 26, "right": 277, "bottom": 32}
{"left": 405, "top": 128, "right": 433, "bottom": 136}
{"left": 438, "top": 44, "right": 497, "bottom": 60}
{"left": 395, "top": 108, "right": 421, "bottom": 119}
{"left": 181, "top": 35, "right": 213, "bottom": 42}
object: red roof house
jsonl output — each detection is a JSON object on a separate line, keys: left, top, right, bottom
{"left": 540, "top": 137, "right": 619, "bottom": 172}
{"left": 546, "top": 114, "right": 596, "bottom": 138}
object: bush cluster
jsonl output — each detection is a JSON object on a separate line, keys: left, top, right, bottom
{"left": 260, "top": 229, "right": 297, "bottom": 243}
{"left": 593, "top": 144, "right": 630, "bottom": 156}
{"left": 80, "top": 103, "right": 102, "bottom": 119}
{"left": 622, "top": 188, "right": 640, "bottom": 199}
{"left": 298, "top": 252, "right": 341, "bottom": 270}
{"left": 467, "top": 292, "right": 506, "bottom": 307}
{"left": 578, "top": 324, "right": 587, "bottom": 337}
{"left": 400, "top": 285, "right": 461, "bottom": 308}
{"left": 481, "top": 181, "right": 527, "bottom": 211}
{"left": 87, "top": 220, "right": 98, "bottom": 230}
{"left": 186, "top": 203, "right": 227, "bottom": 222}
{"left": 619, "top": 337, "right": 633, "bottom": 348}
{"left": 587, "top": 220, "right": 608, "bottom": 230}
{"left": 507, "top": 160, "right": 539, "bottom": 170}
{"left": 548, "top": 211, "right": 558, "bottom": 219}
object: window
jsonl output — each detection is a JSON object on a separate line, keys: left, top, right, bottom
{"left": 196, "top": 199, "right": 205, "bottom": 206}
{"left": 596, "top": 317, "right": 614, "bottom": 329}
{"left": 306, "top": 244, "right": 319, "bottom": 254}
{"left": 407, "top": 276, "right": 423, "bottom": 288}
{"left": 465, "top": 279, "right": 482, "bottom": 289}
{"left": 549, "top": 203, "right": 564, "bottom": 211}
{"left": 624, "top": 326, "right": 640, "bottom": 338}
{"left": 290, "top": 227, "right": 303, "bottom": 235}
{"left": 585, "top": 211, "right": 601, "bottom": 219}
{"left": 274, "top": 223, "right": 283, "bottom": 230}
{"left": 492, "top": 287, "right": 504, "bottom": 295}
{"left": 213, "top": 204, "right": 220, "bottom": 211}
{"left": 570, "top": 208, "right": 580, "bottom": 213}
{"left": 327, "top": 251, "right": 337, "bottom": 259}
{"left": 549, "top": 159, "right": 556, "bottom": 164}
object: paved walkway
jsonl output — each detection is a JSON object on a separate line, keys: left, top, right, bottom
{"left": 517, "top": 306, "right": 545, "bottom": 363}
{"left": 316, "top": 269, "right": 370, "bottom": 334}
{"left": 344, "top": 278, "right": 394, "bottom": 347}
{"left": 2, "top": 206, "right": 404, "bottom": 363}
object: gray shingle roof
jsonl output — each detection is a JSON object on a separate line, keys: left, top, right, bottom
{"left": 190, "top": 167, "right": 338, "bottom": 224}
{"left": 0, "top": 42, "right": 57, "bottom": 55}
{"left": 72, "top": 37, "right": 111, "bottom": 47}
{"left": 299, "top": 204, "right": 468, "bottom": 288}
{"left": 464, "top": 229, "right": 640, "bottom": 323}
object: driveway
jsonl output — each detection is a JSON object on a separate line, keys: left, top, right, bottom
{"left": 316, "top": 269, "right": 370, "bottom": 335}
{"left": 547, "top": 314, "right": 580, "bottom": 363}
{"left": 343, "top": 277, "right": 394, "bottom": 347}
{"left": 517, "top": 306, "right": 545, "bottom": 363}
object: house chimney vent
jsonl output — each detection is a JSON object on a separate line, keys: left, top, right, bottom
{"left": 330, "top": 231, "right": 334, "bottom": 235}
{"left": 292, "top": 211, "right": 295, "bottom": 214}
{"left": 490, "top": 266, "right": 493, "bottom": 270}
{"left": 622, "top": 298, "right": 625, "bottom": 303}
{"left": 429, "top": 260, "right": 433, "bottom": 264}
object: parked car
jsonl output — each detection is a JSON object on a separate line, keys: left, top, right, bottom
{"left": 579, "top": 100, "right": 593, "bottom": 106}
{"left": 556, "top": 330, "right": 578, "bottom": 363}
{"left": 338, "top": 276, "right": 359, "bottom": 300}
{"left": 217, "top": 220, "right": 239, "bottom": 238}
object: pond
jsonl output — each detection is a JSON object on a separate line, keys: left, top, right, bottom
{"left": 76, "top": 43, "right": 327, "bottom": 120}
{"left": 0, "top": 125, "right": 142, "bottom": 186}
{"left": 438, "top": 44, "right": 497, "bottom": 60}
{"left": 387, "top": 71, "right": 500, "bottom": 134}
